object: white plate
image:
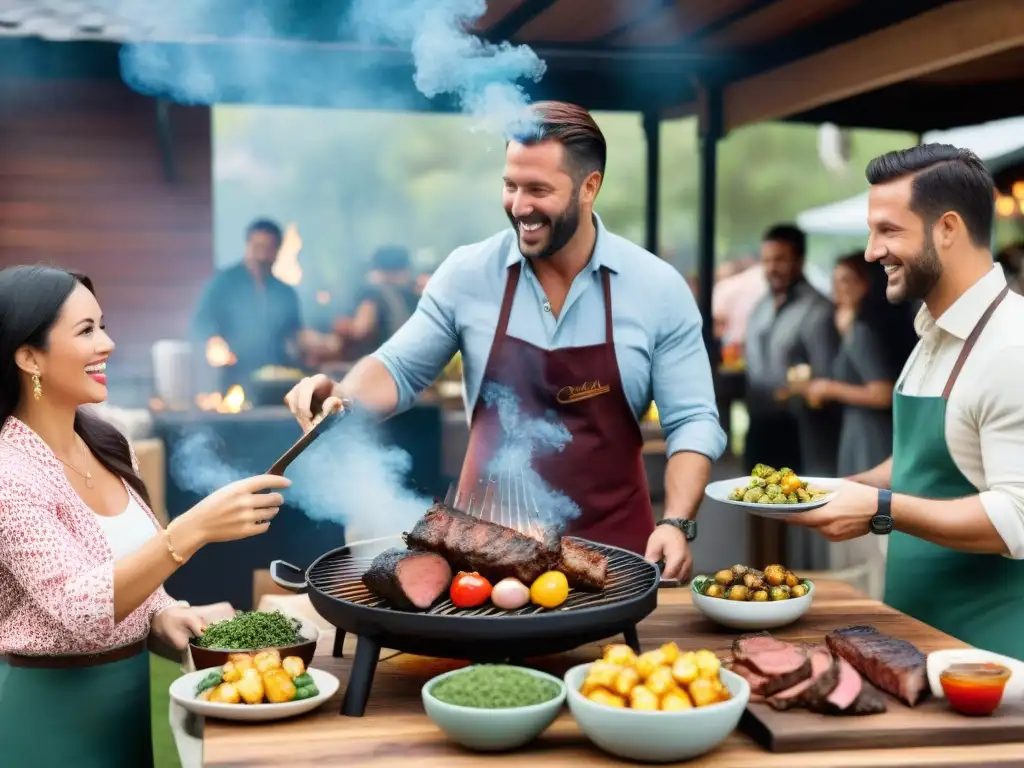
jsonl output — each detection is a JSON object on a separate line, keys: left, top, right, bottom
{"left": 704, "top": 476, "right": 841, "bottom": 516}
{"left": 169, "top": 667, "right": 340, "bottom": 722}
{"left": 927, "top": 648, "right": 1024, "bottom": 702}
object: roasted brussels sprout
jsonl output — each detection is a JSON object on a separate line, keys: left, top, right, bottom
{"left": 751, "top": 463, "right": 774, "bottom": 479}
{"left": 726, "top": 585, "right": 750, "bottom": 601}
{"left": 765, "top": 473, "right": 782, "bottom": 486}
{"left": 748, "top": 476, "right": 768, "bottom": 489}
{"left": 769, "top": 586, "right": 790, "bottom": 601}
{"left": 790, "top": 583, "right": 809, "bottom": 598}
{"left": 742, "top": 488, "right": 764, "bottom": 503}
{"left": 703, "top": 583, "right": 725, "bottom": 598}
{"left": 742, "top": 571, "right": 765, "bottom": 590}
{"left": 763, "top": 564, "right": 787, "bottom": 586}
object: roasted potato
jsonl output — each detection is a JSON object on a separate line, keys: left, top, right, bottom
{"left": 262, "top": 669, "right": 297, "bottom": 703}
{"left": 582, "top": 644, "right": 730, "bottom": 711}
{"left": 703, "top": 583, "right": 725, "bottom": 598}
{"left": 208, "top": 683, "right": 241, "bottom": 705}
{"left": 220, "top": 660, "right": 242, "bottom": 683}
{"left": 253, "top": 649, "right": 282, "bottom": 674}
{"left": 228, "top": 653, "right": 255, "bottom": 672}
{"left": 763, "top": 564, "right": 787, "bottom": 586}
{"left": 790, "top": 583, "right": 809, "bottom": 598}
{"left": 236, "top": 668, "right": 265, "bottom": 705}
{"left": 281, "top": 656, "right": 306, "bottom": 679}
{"left": 714, "top": 569, "right": 734, "bottom": 587}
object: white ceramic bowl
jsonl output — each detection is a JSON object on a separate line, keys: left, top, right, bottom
{"left": 690, "top": 575, "right": 814, "bottom": 630}
{"left": 565, "top": 663, "right": 750, "bottom": 763}
{"left": 169, "top": 667, "right": 339, "bottom": 722}
{"left": 422, "top": 665, "right": 566, "bottom": 752}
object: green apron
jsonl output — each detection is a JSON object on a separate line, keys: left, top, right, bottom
{"left": 0, "top": 646, "right": 154, "bottom": 768}
{"left": 885, "top": 285, "right": 1024, "bottom": 660}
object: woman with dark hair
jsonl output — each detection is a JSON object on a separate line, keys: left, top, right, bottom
{"left": 803, "top": 252, "right": 915, "bottom": 476}
{"left": 0, "top": 266, "right": 291, "bottom": 767}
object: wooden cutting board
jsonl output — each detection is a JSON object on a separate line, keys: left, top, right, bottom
{"left": 742, "top": 694, "right": 1024, "bottom": 752}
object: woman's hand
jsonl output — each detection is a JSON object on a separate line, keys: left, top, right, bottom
{"left": 151, "top": 605, "right": 208, "bottom": 650}
{"left": 172, "top": 474, "right": 293, "bottom": 553}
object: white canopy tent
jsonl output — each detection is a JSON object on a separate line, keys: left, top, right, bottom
{"left": 797, "top": 116, "right": 1024, "bottom": 236}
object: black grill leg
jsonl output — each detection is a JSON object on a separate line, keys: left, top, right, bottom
{"left": 332, "top": 629, "right": 346, "bottom": 658}
{"left": 341, "top": 636, "right": 381, "bottom": 717}
{"left": 623, "top": 625, "right": 641, "bottom": 654}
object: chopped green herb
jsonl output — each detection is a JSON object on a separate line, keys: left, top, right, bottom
{"left": 196, "top": 610, "right": 305, "bottom": 650}
{"left": 430, "top": 665, "right": 560, "bottom": 709}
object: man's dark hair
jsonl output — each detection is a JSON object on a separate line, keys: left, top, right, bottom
{"left": 246, "top": 218, "right": 283, "bottom": 245}
{"left": 865, "top": 144, "right": 994, "bottom": 248}
{"left": 762, "top": 223, "right": 806, "bottom": 258}
{"left": 514, "top": 101, "right": 607, "bottom": 182}
{"left": 371, "top": 245, "right": 411, "bottom": 272}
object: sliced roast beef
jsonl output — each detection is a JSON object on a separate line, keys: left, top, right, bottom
{"left": 805, "top": 656, "right": 887, "bottom": 716}
{"left": 826, "top": 625, "right": 928, "bottom": 706}
{"left": 728, "top": 660, "right": 771, "bottom": 697}
{"left": 734, "top": 636, "right": 811, "bottom": 696}
{"left": 767, "top": 646, "right": 835, "bottom": 711}
{"left": 361, "top": 547, "right": 452, "bottom": 611}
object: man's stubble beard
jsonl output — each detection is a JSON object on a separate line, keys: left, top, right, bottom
{"left": 895, "top": 238, "right": 943, "bottom": 304}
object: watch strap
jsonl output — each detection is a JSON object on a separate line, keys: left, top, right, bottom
{"left": 871, "top": 489, "right": 894, "bottom": 535}
{"left": 658, "top": 518, "right": 697, "bottom": 541}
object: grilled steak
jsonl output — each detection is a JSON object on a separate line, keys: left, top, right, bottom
{"left": 767, "top": 646, "right": 835, "bottom": 711}
{"left": 361, "top": 547, "right": 452, "bottom": 611}
{"left": 733, "top": 633, "right": 811, "bottom": 696}
{"left": 826, "top": 625, "right": 928, "bottom": 706}
{"left": 558, "top": 538, "right": 608, "bottom": 590}
{"left": 405, "top": 503, "right": 561, "bottom": 585}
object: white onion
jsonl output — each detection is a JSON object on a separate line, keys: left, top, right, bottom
{"left": 491, "top": 577, "right": 530, "bottom": 610}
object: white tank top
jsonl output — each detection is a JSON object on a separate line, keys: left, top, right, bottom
{"left": 93, "top": 493, "right": 158, "bottom": 559}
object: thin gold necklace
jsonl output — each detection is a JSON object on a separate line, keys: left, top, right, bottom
{"left": 57, "top": 438, "right": 94, "bottom": 489}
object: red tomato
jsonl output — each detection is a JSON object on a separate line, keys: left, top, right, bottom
{"left": 450, "top": 572, "right": 492, "bottom": 608}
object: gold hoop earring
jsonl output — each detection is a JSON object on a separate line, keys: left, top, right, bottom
{"left": 32, "top": 372, "right": 42, "bottom": 401}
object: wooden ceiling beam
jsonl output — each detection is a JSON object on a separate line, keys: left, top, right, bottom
{"left": 722, "top": 0, "right": 1024, "bottom": 131}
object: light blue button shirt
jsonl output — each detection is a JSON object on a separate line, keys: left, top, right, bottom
{"left": 374, "top": 214, "right": 727, "bottom": 461}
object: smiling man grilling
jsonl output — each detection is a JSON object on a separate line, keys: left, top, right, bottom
{"left": 285, "top": 102, "right": 726, "bottom": 580}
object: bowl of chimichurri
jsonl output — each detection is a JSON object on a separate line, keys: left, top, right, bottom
{"left": 189, "top": 610, "right": 318, "bottom": 671}
{"left": 422, "top": 664, "right": 566, "bottom": 752}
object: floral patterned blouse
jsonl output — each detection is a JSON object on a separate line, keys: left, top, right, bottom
{"left": 0, "top": 416, "right": 177, "bottom": 655}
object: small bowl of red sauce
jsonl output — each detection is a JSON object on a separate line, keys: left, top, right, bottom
{"left": 939, "top": 662, "right": 1012, "bottom": 716}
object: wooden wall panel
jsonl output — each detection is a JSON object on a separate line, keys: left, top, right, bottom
{"left": 0, "top": 78, "right": 214, "bottom": 389}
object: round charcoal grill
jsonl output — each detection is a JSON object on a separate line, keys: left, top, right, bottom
{"left": 271, "top": 534, "right": 659, "bottom": 716}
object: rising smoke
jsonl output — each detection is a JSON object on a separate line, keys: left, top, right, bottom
{"left": 481, "top": 382, "right": 581, "bottom": 527}
{"left": 115, "top": 0, "right": 545, "bottom": 137}
{"left": 143, "top": 1, "right": 576, "bottom": 535}
{"left": 167, "top": 412, "right": 430, "bottom": 544}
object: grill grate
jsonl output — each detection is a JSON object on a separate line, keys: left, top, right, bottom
{"left": 307, "top": 539, "right": 655, "bottom": 616}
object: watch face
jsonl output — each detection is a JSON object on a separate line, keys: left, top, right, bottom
{"left": 870, "top": 515, "right": 893, "bottom": 535}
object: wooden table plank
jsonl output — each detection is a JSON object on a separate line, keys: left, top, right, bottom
{"left": 204, "top": 580, "right": 1021, "bottom": 767}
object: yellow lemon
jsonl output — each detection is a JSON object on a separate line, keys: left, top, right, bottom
{"left": 530, "top": 571, "right": 569, "bottom": 608}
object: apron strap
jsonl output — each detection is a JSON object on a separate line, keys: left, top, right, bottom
{"left": 600, "top": 267, "right": 614, "bottom": 346}
{"left": 496, "top": 262, "right": 523, "bottom": 339}
{"left": 942, "top": 284, "right": 1010, "bottom": 399}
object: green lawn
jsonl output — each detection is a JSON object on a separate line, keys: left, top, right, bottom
{"left": 151, "top": 654, "right": 183, "bottom": 768}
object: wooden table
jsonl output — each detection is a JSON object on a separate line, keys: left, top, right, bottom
{"left": 203, "top": 580, "right": 1022, "bottom": 767}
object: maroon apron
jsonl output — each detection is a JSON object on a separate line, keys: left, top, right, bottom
{"left": 458, "top": 261, "right": 654, "bottom": 554}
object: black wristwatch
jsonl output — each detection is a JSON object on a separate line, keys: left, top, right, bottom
{"left": 870, "top": 489, "right": 894, "bottom": 535}
{"left": 658, "top": 518, "right": 697, "bottom": 541}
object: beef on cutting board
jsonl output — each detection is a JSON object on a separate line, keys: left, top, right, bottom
{"left": 767, "top": 646, "right": 835, "bottom": 711}
{"left": 733, "top": 633, "right": 812, "bottom": 697}
{"left": 804, "top": 656, "right": 887, "bottom": 716}
{"left": 361, "top": 547, "right": 452, "bottom": 611}
{"left": 826, "top": 625, "right": 929, "bottom": 706}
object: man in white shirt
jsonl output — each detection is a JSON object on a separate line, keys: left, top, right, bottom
{"left": 787, "top": 144, "right": 1024, "bottom": 658}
